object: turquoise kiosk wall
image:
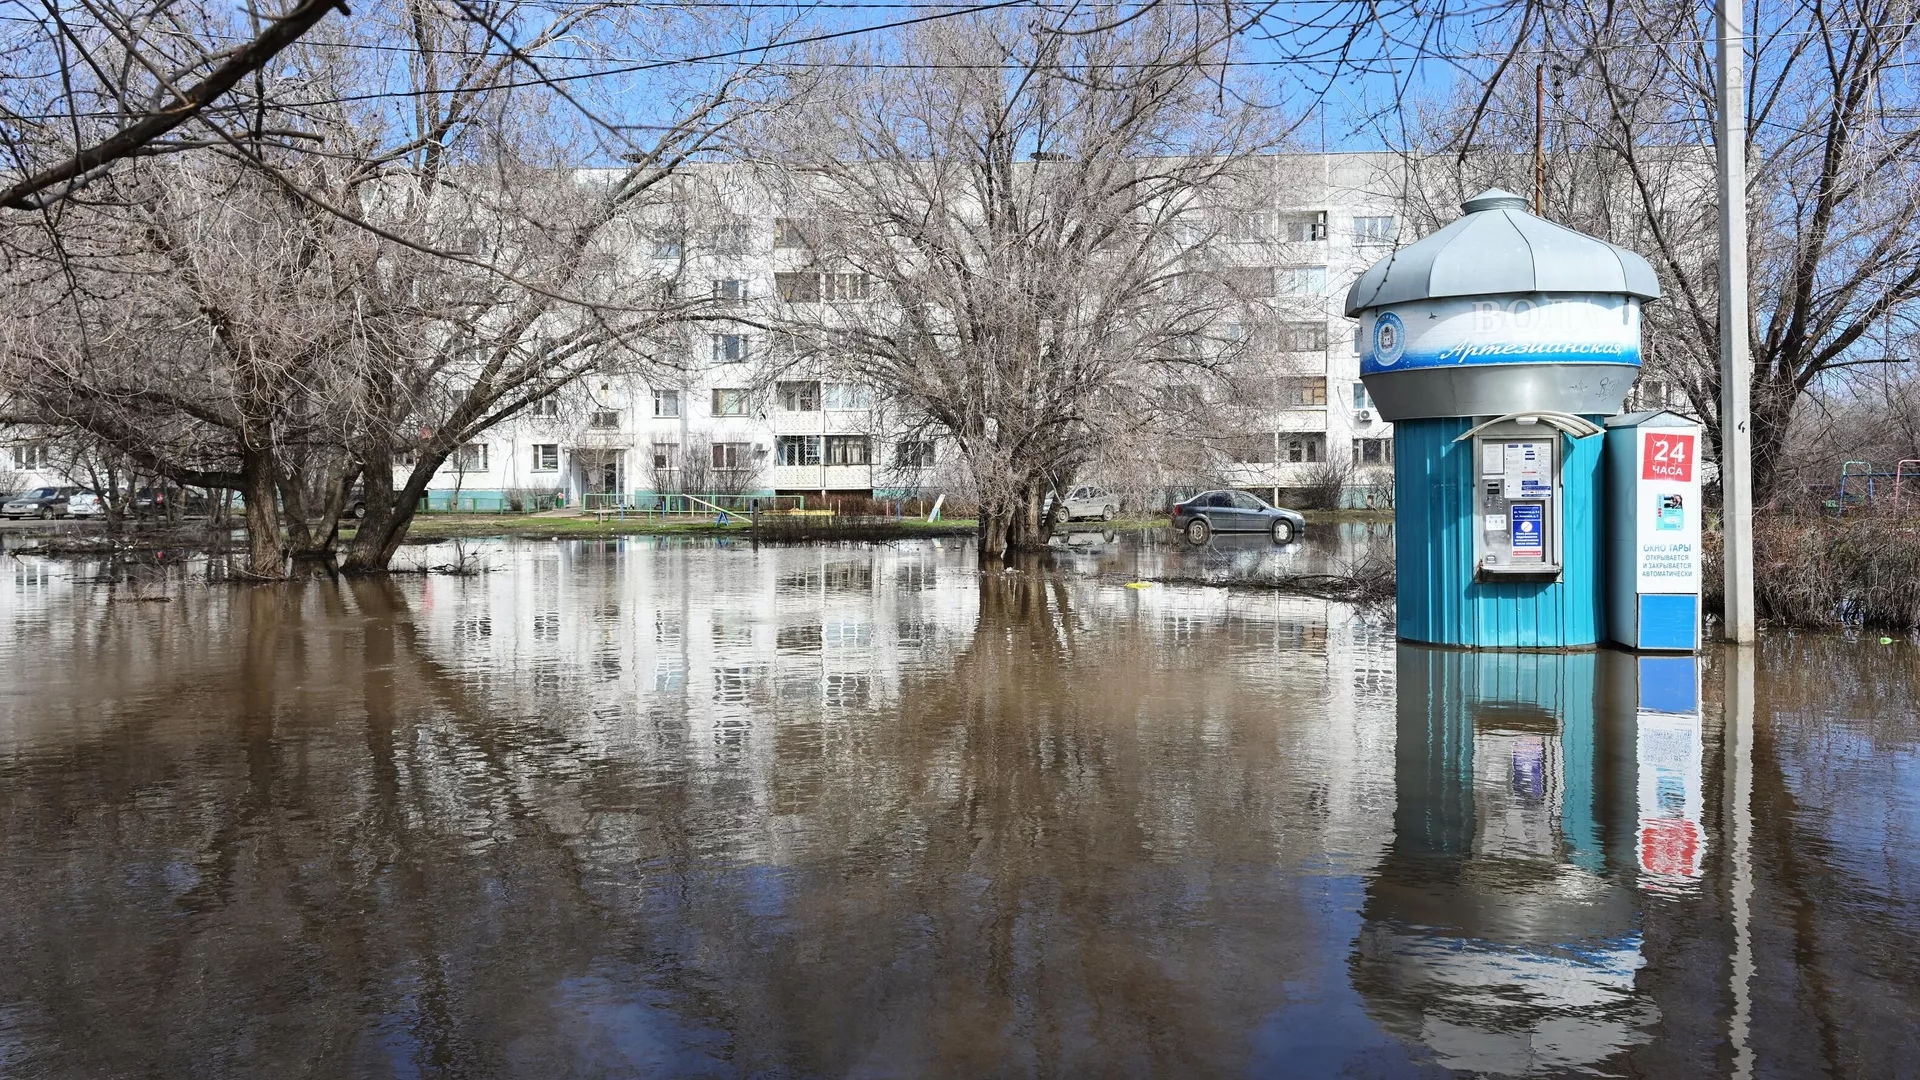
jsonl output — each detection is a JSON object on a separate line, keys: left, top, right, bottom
{"left": 1346, "top": 190, "right": 1663, "bottom": 649}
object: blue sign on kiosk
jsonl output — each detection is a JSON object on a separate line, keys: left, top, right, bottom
{"left": 1346, "top": 190, "right": 1689, "bottom": 651}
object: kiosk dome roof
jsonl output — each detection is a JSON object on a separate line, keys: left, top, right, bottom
{"left": 1342, "top": 188, "right": 1662, "bottom": 316}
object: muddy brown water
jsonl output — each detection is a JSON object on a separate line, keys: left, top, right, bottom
{"left": 1, "top": 536, "right": 1916, "bottom": 1078}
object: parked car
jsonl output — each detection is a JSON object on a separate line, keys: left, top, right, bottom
{"left": 1050, "top": 485, "right": 1121, "bottom": 522}
{"left": 64, "top": 491, "right": 102, "bottom": 518}
{"left": 133, "top": 486, "right": 209, "bottom": 518}
{"left": 1170, "top": 489, "right": 1305, "bottom": 545}
{"left": 2, "top": 486, "right": 77, "bottom": 520}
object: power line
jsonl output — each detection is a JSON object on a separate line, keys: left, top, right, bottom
{"left": 5, "top": 8, "right": 1919, "bottom": 120}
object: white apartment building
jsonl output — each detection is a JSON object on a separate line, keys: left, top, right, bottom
{"left": 4, "top": 153, "right": 1415, "bottom": 510}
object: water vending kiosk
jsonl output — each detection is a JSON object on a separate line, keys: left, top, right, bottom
{"left": 1348, "top": 189, "right": 1676, "bottom": 650}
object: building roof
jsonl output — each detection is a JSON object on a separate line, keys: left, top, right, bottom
{"left": 1342, "top": 189, "right": 1662, "bottom": 316}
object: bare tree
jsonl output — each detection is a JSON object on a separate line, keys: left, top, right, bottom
{"left": 751, "top": 8, "right": 1285, "bottom": 562}
{"left": 1409, "top": 0, "right": 1920, "bottom": 501}
{"left": 0, "top": 0, "right": 347, "bottom": 211}
{"left": 2, "top": 0, "right": 782, "bottom": 576}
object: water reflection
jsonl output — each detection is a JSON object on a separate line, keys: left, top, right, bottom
{"left": 1356, "top": 649, "right": 1659, "bottom": 1075}
{"left": 0, "top": 538, "right": 1916, "bottom": 1077}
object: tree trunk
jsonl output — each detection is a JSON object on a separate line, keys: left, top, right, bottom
{"left": 239, "top": 448, "right": 284, "bottom": 578}
{"left": 342, "top": 450, "right": 447, "bottom": 572}
{"left": 978, "top": 503, "right": 1012, "bottom": 566}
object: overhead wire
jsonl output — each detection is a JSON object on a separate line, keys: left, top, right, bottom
{"left": 3, "top": 6, "right": 1917, "bottom": 120}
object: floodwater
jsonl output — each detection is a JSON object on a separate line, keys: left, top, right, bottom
{"left": 0, "top": 535, "right": 1916, "bottom": 1078}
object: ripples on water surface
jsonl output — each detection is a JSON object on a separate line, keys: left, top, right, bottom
{"left": 0, "top": 535, "right": 1916, "bottom": 1077}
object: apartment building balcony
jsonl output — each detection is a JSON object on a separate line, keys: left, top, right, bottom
{"left": 771, "top": 409, "right": 825, "bottom": 435}
{"left": 771, "top": 464, "right": 875, "bottom": 492}
{"left": 822, "top": 409, "right": 872, "bottom": 434}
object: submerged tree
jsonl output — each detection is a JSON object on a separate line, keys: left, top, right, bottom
{"left": 2, "top": 0, "right": 778, "bottom": 576}
{"left": 751, "top": 9, "right": 1287, "bottom": 562}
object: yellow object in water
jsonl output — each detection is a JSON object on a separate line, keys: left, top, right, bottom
{"left": 1124, "top": 581, "right": 1154, "bottom": 590}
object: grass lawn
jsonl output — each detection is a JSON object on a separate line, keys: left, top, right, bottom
{"left": 385, "top": 513, "right": 981, "bottom": 541}
{"left": 384, "top": 508, "right": 1390, "bottom": 543}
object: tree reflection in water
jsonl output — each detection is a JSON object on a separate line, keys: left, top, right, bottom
{"left": 0, "top": 540, "right": 1916, "bottom": 1077}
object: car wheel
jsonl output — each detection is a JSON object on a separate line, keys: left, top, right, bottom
{"left": 38, "top": 507, "right": 51, "bottom": 520}
{"left": 1184, "top": 517, "right": 1211, "bottom": 545}
{"left": 1271, "top": 518, "right": 1295, "bottom": 544}
{"left": 1101, "top": 504, "right": 1116, "bottom": 521}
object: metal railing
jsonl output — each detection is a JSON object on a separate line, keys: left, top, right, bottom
{"left": 415, "top": 492, "right": 564, "bottom": 513}
{"left": 586, "top": 492, "right": 810, "bottom": 523}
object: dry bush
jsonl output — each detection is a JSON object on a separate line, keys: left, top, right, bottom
{"left": 1706, "top": 518, "right": 1920, "bottom": 629}
{"left": 1296, "top": 457, "right": 1352, "bottom": 511}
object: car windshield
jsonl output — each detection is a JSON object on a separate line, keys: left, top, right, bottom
{"left": 1232, "top": 491, "right": 1267, "bottom": 510}
{"left": 29, "top": 488, "right": 55, "bottom": 498}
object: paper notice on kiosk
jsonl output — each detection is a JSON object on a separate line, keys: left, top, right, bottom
{"left": 1503, "top": 442, "right": 1552, "bottom": 499}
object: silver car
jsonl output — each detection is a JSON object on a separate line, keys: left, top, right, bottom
{"left": 2, "top": 487, "right": 76, "bottom": 520}
{"left": 1055, "top": 485, "right": 1120, "bottom": 522}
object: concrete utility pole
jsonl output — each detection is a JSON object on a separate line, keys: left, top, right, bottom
{"left": 1716, "top": 0, "right": 1757, "bottom": 643}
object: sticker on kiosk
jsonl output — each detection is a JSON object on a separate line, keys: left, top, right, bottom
{"left": 1642, "top": 431, "right": 1696, "bottom": 481}
{"left": 1510, "top": 504, "right": 1544, "bottom": 558}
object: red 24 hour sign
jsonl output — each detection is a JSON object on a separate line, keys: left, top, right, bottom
{"left": 1643, "top": 431, "right": 1696, "bottom": 481}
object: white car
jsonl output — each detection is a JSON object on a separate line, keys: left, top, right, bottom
{"left": 1053, "top": 485, "right": 1121, "bottom": 522}
{"left": 65, "top": 491, "right": 102, "bottom": 518}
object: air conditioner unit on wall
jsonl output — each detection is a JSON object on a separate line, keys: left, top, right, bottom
{"left": 1355, "top": 409, "right": 1373, "bottom": 423}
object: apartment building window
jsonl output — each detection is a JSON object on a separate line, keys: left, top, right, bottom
{"left": 777, "top": 434, "right": 822, "bottom": 466}
{"left": 1354, "top": 215, "right": 1397, "bottom": 244}
{"left": 588, "top": 409, "right": 621, "bottom": 430}
{"left": 711, "top": 388, "right": 752, "bottom": 417}
{"left": 1353, "top": 437, "right": 1394, "bottom": 464}
{"left": 1277, "top": 265, "right": 1328, "bottom": 294}
{"left": 1636, "top": 377, "right": 1677, "bottom": 408}
{"left": 1285, "top": 211, "right": 1328, "bottom": 242}
{"left": 1285, "top": 434, "right": 1326, "bottom": 463}
{"left": 773, "top": 217, "right": 814, "bottom": 249}
{"left": 1219, "top": 211, "right": 1274, "bottom": 241}
{"left": 1352, "top": 383, "right": 1372, "bottom": 409}
{"left": 824, "top": 435, "right": 871, "bottom": 466}
{"left": 1226, "top": 435, "right": 1277, "bottom": 463}
{"left": 530, "top": 396, "right": 561, "bottom": 418}
{"left": 653, "top": 389, "right": 681, "bottom": 417}
{"left": 652, "top": 236, "right": 684, "bottom": 260}
{"left": 895, "top": 440, "right": 937, "bottom": 468}
{"left": 711, "top": 442, "right": 749, "bottom": 470}
{"left": 823, "top": 273, "right": 870, "bottom": 301}
{"left": 452, "top": 443, "right": 488, "bottom": 471}
{"left": 712, "top": 278, "right": 747, "bottom": 300}
{"left": 1279, "top": 376, "right": 1328, "bottom": 407}
{"left": 530, "top": 444, "right": 559, "bottom": 472}
{"left": 776, "top": 272, "right": 871, "bottom": 302}
{"left": 1281, "top": 321, "right": 1328, "bottom": 351}
{"left": 712, "top": 334, "right": 750, "bottom": 363}
{"left": 395, "top": 448, "right": 418, "bottom": 468}
{"left": 1222, "top": 266, "right": 1275, "bottom": 298}
{"left": 775, "top": 272, "right": 819, "bottom": 302}
{"left": 778, "top": 381, "right": 821, "bottom": 412}
{"left": 652, "top": 442, "right": 677, "bottom": 471}
{"left": 11, "top": 443, "right": 48, "bottom": 470}
{"left": 707, "top": 220, "right": 753, "bottom": 251}
{"left": 823, "top": 383, "right": 872, "bottom": 410}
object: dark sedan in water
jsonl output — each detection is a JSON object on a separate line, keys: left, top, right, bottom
{"left": 1171, "top": 489, "right": 1306, "bottom": 544}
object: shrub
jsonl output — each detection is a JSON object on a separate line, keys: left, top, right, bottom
{"left": 1706, "top": 516, "right": 1920, "bottom": 629}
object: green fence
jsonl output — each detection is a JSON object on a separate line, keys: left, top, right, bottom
{"left": 415, "top": 492, "right": 565, "bottom": 513}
